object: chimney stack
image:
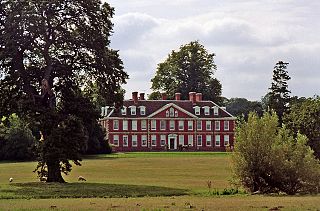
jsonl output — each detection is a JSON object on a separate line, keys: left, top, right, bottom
{"left": 139, "top": 93, "right": 145, "bottom": 100}
{"left": 196, "top": 93, "right": 203, "bottom": 102}
{"left": 132, "top": 92, "right": 138, "bottom": 104}
{"left": 175, "top": 93, "right": 181, "bottom": 100}
{"left": 161, "top": 92, "right": 167, "bottom": 100}
{"left": 189, "top": 92, "right": 196, "bottom": 104}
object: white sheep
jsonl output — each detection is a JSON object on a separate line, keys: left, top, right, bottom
{"left": 78, "top": 176, "right": 86, "bottom": 181}
{"left": 40, "top": 176, "right": 47, "bottom": 182}
{"left": 9, "top": 177, "right": 13, "bottom": 182}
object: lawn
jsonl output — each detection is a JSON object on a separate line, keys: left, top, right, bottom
{"left": 0, "top": 152, "right": 319, "bottom": 210}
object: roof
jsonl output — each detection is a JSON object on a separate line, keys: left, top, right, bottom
{"left": 104, "top": 99, "right": 235, "bottom": 119}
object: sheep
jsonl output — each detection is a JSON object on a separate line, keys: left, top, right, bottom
{"left": 78, "top": 176, "right": 86, "bottom": 181}
{"left": 40, "top": 176, "right": 47, "bottom": 182}
{"left": 9, "top": 177, "right": 13, "bottom": 183}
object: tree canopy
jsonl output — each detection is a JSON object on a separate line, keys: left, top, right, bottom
{"left": 151, "top": 41, "right": 222, "bottom": 104}
{"left": 0, "top": 0, "right": 128, "bottom": 182}
{"left": 267, "top": 61, "right": 291, "bottom": 124}
{"left": 225, "top": 98, "right": 263, "bottom": 120}
{"left": 284, "top": 96, "right": 320, "bottom": 159}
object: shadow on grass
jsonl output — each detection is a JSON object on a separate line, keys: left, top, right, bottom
{"left": 1, "top": 182, "right": 188, "bottom": 199}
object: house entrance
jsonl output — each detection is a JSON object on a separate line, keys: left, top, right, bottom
{"left": 168, "top": 136, "right": 177, "bottom": 150}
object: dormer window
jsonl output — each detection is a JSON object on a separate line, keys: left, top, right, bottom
{"left": 166, "top": 110, "right": 169, "bottom": 117}
{"left": 203, "top": 106, "right": 210, "bottom": 115}
{"left": 194, "top": 106, "right": 200, "bottom": 115}
{"left": 213, "top": 106, "right": 219, "bottom": 116}
{"left": 170, "top": 108, "right": 174, "bottom": 117}
{"left": 139, "top": 106, "right": 146, "bottom": 115}
{"left": 130, "top": 106, "right": 136, "bottom": 115}
{"left": 174, "top": 110, "right": 178, "bottom": 117}
{"left": 121, "top": 106, "right": 127, "bottom": 115}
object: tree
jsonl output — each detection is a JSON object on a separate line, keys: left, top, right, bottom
{"left": 0, "top": 114, "right": 35, "bottom": 161}
{"left": 147, "top": 91, "right": 162, "bottom": 100}
{"left": 267, "top": 61, "right": 291, "bottom": 124}
{"left": 284, "top": 97, "right": 320, "bottom": 159}
{"left": 225, "top": 98, "right": 263, "bottom": 120}
{"left": 151, "top": 41, "right": 222, "bottom": 104}
{"left": 0, "top": 0, "right": 128, "bottom": 182}
{"left": 233, "top": 112, "right": 320, "bottom": 194}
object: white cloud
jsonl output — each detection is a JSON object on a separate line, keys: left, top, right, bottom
{"left": 107, "top": 0, "right": 320, "bottom": 101}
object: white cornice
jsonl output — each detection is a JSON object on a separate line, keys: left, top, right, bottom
{"left": 148, "top": 103, "right": 198, "bottom": 118}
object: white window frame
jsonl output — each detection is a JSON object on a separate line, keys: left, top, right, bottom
{"left": 160, "top": 120, "right": 166, "bottom": 130}
{"left": 214, "top": 106, "right": 219, "bottom": 116}
{"left": 215, "top": 135, "right": 220, "bottom": 146}
{"left": 170, "top": 120, "right": 175, "bottom": 130}
{"left": 113, "top": 120, "right": 119, "bottom": 130}
{"left": 206, "top": 121, "right": 211, "bottom": 130}
{"left": 204, "top": 106, "right": 210, "bottom": 115}
{"left": 179, "top": 135, "right": 184, "bottom": 146}
{"left": 197, "top": 135, "right": 202, "bottom": 146}
{"left": 194, "top": 106, "right": 200, "bottom": 115}
{"left": 206, "top": 135, "right": 212, "bottom": 146}
{"left": 123, "top": 120, "right": 128, "bottom": 130}
{"left": 160, "top": 135, "right": 166, "bottom": 146}
{"left": 178, "top": 120, "right": 184, "bottom": 130}
{"left": 224, "top": 135, "right": 230, "bottom": 146}
{"left": 197, "top": 120, "right": 202, "bottom": 130}
{"left": 132, "top": 120, "right": 137, "bottom": 131}
{"left": 169, "top": 108, "right": 174, "bottom": 117}
{"left": 188, "top": 121, "right": 193, "bottom": 130}
{"left": 151, "top": 135, "right": 157, "bottom": 146}
{"left": 121, "top": 107, "right": 127, "bottom": 115}
{"left": 215, "top": 121, "right": 220, "bottom": 131}
{"left": 188, "top": 135, "right": 193, "bottom": 146}
{"left": 174, "top": 110, "right": 178, "bottom": 117}
{"left": 141, "top": 135, "right": 147, "bottom": 147}
{"left": 123, "top": 135, "right": 128, "bottom": 147}
{"left": 141, "top": 120, "right": 147, "bottom": 130}
{"left": 224, "top": 121, "right": 229, "bottom": 131}
{"left": 151, "top": 120, "right": 156, "bottom": 130}
{"left": 132, "top": 135, "right": 137, "bottom": 147}
{"left": 130, "top": 106, "right": 136, "bottom": 115}
{"left": 140, "top": 106, "right": 146, "bottom": 115}
{"left": 113, "top": 135, "right": 119, "bottom": 146}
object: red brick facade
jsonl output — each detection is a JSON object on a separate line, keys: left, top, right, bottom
{"left": 99, "top": 92, "right": 236, "bottom": 152}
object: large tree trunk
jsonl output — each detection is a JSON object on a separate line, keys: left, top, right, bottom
{"left": 46, "top": 161, "right": 65, "bottom": 183}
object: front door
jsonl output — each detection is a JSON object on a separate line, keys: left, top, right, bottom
{"left": 169, "top": 137, "right": 176, "bottom": 150}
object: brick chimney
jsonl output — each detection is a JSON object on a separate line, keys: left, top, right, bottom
{"left": 161, "top": 92, "right": 167, "bottom": 100}
{"left": 196, "top": 93, "right": 203, "bottom": 102}
{"left": 189, "top": 92, "right": 196, "bottom": 104}
{"left": 139, "top": 93, "right": 145, "bottom": 100}
{"left": 132, "top": 92, "right": 138, "bottom": 104}
{"left": 175, "top": 92, "right": 181, "bottom": 100}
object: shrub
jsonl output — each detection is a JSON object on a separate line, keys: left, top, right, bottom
{"left": 233, "top": 112, "right": 320, "bottom": 195}
{"left": 0, "top": 115, "right": 35, "bottom": 161}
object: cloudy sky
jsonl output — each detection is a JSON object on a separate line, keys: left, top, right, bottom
{"left": 107, "top": 0, "right": 320, "bottom": 101}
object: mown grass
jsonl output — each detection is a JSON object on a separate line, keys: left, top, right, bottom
{"left": 0, "top": 182, "right": 187, "bottom": 199}
{"left": 0, "top": 152, "right": 319, "bottom": 210}
{"left": 2, "top": 195, "right": 320, "bottom": 211}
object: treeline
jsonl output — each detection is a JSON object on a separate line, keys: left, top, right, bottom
{"left": 0, "top": 114, "right": 111, "bottom": 161}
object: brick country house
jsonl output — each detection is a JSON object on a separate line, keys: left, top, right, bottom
{"left": 99, "top": 92, "right": 236, "bottom": 152}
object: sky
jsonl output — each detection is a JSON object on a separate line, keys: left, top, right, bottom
{"left": 106, "top": 0, "right": 320, "bottom": 101}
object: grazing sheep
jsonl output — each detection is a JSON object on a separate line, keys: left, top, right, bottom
{"left": 40, "top": 176, "right": 47, "bottom": 182}
{"left": 9, "top": 177, "right": 13, "bottom": 182}
{"left": 78, "top": 176, "right": 86, "bottom": 181}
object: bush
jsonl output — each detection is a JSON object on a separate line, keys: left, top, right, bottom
{"left": 233, "top": 112, "right": 320, "bottom": 195}
{"left": 0, "top": 115, "right": 35, "bottom": 160}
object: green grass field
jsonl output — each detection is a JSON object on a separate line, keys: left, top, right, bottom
{"left": 0, "top": 152, "right": 319, "bottom": 210}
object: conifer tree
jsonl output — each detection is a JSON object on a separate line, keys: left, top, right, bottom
{"left": 267, "top": 61, "right": 291, "bottom": 124}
